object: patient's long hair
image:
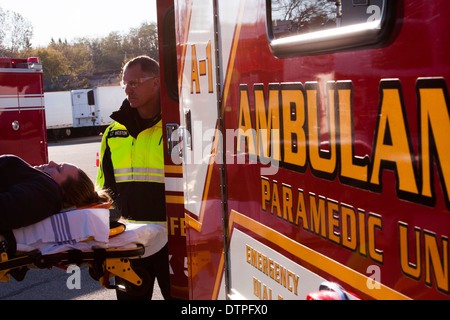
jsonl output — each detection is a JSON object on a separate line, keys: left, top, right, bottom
{"left": 60, "top": 169, "right": 110, "bottom": 208}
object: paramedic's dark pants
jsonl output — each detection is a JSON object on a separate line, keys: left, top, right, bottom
{"left": 115, "top": 244, "right": 172, "bottom": 300}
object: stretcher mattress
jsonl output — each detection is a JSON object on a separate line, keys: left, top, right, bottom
{"left": 12, "top": 208, "right": 167, "bottom": 258}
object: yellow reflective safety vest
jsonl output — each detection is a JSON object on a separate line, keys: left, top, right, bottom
{"left": 96, "top": 102, "right": 166, "bottom": 224}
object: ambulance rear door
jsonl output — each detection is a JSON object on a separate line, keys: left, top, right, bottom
{"left": 174, "top": 0, "right": 244, "bottom": 299}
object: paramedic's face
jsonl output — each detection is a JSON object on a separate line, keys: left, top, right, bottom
{"left": 122, "top": 64, "right": 160, "bottom": 118}
{"left": 36, "top": 161, "right": 79, "bottom": 186}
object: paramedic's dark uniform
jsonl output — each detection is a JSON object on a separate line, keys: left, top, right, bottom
{"left": 0, "top": 155, "right": 63, "bottom": 232}
{"left": 96, "top": 99, "right": 170, "bottom": 299}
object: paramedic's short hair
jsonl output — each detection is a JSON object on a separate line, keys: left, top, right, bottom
{"left": 124, "top": 55, "right": 159, "bottom": 77}
{"left": 60, "top": 169, "right": 110, "bottom": 208}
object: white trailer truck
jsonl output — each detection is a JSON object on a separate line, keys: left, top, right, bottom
{"left": 45, "top": 85, "right": 125, "bottom": 138}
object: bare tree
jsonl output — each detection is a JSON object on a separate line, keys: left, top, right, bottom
{"left": 0, "top": 7, "right": 33, "bottom": 57}
{"left": 0, "top": 8, "right": 6, "bottom": 55}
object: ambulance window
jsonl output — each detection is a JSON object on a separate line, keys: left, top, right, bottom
{"left": 267, "top": 0, "right": 396, "bottom": 58}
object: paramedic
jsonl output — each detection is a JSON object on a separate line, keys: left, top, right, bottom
{"left": 96, "top": 56, "right": 171, "bottom": 300}
{"left": 0, "top": 154, "right": 109, "bottom": 232}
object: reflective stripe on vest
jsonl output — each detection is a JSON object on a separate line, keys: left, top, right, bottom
{"left": 114, "top": 167, "right": 165, "bottom": 183}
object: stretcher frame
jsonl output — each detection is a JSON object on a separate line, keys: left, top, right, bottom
{"left": 0, "top": 225, "right": 149, "bottom": 296}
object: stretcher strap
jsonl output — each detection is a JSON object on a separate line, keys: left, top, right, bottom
{"left": 67, "top": 250, "right": 84, "bottom": 265}
{"left": 93, "top": 248, "right": 107, "bottom": 265}
{"left": 65, "top": 248, "right": 109, "bottom": 265}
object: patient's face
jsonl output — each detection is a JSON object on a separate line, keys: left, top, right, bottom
{"left": 35, "top": 161, "right": 79, "bottom": 186}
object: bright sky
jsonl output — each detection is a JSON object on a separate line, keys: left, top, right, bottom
{"left": 1, "top": 0, "right": 157, "bottom": 47}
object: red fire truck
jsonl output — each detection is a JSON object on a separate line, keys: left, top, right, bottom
{"left": 158, "top": 0, "right": 450, "bottom": 300}
{"left": 0, "top": 57, "right": 48, "bottom": 166}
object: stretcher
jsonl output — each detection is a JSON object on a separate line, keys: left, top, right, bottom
{"left": 0, "top": 205, "right": 167, "bottom": 296}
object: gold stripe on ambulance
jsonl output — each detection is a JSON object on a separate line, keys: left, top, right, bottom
{"left": 212, "top": 210, "right": 411, "bottom": 300}
{"left": 164, "top": 165, "right": 184, "bottom": 204}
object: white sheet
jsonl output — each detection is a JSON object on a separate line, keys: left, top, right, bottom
{"left": 13, "top": 209, "right": 111, "bottom": 246}
{"left": 12, "top": 209, "right": 168, "bottom": 258}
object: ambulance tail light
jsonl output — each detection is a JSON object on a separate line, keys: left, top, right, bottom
{"left": 307, "top": 290, "right": 344, "bottom": 300}
{"left": 306, "top": 282, "right": 360, "bottom": 300}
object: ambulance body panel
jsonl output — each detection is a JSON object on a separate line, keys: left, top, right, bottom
{"left": 161, "top": 0, "right": 450, "bottom": 300}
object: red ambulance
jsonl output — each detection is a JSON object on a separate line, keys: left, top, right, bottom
{"left": 158, "top": 0, "right": 450, "bottom": 300}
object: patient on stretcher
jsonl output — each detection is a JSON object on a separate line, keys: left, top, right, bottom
{"left": 0, "top": 154, "right": 167, "bottom": 255}
{"left": 1, "top": 204, "right": 168, "bottom": 293}
{"left": 12, "top": 207, "right": 168, "bottom": 258}
{"left": 0, "top": 154, "right": 110, "bottom": 233}
{"left": 0, "top": 155, "right": 168, "bottom": 291}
